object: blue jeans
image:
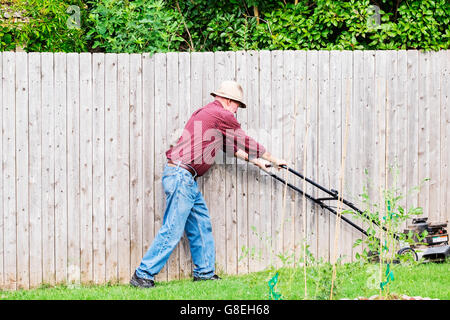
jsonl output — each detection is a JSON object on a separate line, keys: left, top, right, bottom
{"left": 135, "top": 163, "right": 216, "bottom": 280}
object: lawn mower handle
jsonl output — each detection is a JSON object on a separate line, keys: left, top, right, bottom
{"left": 264, "top": 164, "right": 399, "bottom": 241}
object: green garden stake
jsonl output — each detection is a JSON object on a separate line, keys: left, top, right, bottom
{"left": 383, "top": 200, "right": 398, "bottom": 222}
{"left": 383, "top": 240, "right": 388, "bottom": 252}
{"left": 380, "top": 263, "right": 394, "bottom": 291}
{"left": 268, "top": 272, "right": 282, "bottom": 300}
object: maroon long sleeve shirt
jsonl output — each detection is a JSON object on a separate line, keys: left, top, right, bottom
{"left": 166, "top": 100, "right": 266, "bottom": 177}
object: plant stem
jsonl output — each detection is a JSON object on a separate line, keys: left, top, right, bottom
{"left": 302, "top": 103, "right": 310, "bottom": 299}
{"left": 330, "top": 78, "right": 351, "bottom": 300}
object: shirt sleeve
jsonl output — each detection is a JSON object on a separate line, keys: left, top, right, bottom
{"left": 218, "top": 112, "right": 266, "bottom": 159}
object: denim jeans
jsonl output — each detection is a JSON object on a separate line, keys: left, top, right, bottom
{"left": 135, "top": 163, "right": 216, "bottom": 280}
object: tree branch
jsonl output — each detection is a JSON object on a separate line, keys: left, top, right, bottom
{"left": 254, "top": 6, "right": 259, "bottom": 25}
{"left": 175, "top": 0, "right": 194, "bottom": 51}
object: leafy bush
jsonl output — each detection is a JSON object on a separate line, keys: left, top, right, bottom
{"left": 251, "top": 0, "right": 449, "bottom": 51}
{"left": 164, "top": 0, "right": 266, "bottom": 52}
{"left": 163, "top": 0, "right": 448, "bottom": 52}
{"left": 1, "top": 0, "right": 448, "bottom": 52}
{"left": 0, "top": 25, "right": 15, "bottom": 51}
{"left": 0, "top": 0, "right": 88, "bottom": 52}
{"left": 85, "top": 0, "right": 185, "bottom": 53}
{"left": 372, "top": 0, "right": 450, "bottom": 50}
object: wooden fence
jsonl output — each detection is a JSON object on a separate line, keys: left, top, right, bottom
{"left": 0, "top": 50, "right": 449, "bottom": 290}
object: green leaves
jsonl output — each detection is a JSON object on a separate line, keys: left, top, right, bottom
{"left": 350, "top": 166, "right": 430, "bottom": 268}
{"left": 1, "top": 0, "right": 448, "bottom": 52}
{"left": 0, "top": 0, "right": 88, "bottom": 52}
{"left": 353, "top": 239, "right": 363, "bottom": 248}
{"left": 85, "top": 0, "right": 185, "bottom": 53}
{"left": 237, "top": 0, "right": 449, "bottom": 51}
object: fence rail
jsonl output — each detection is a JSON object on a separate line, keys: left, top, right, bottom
{"left": 0, "top": 50, "right": 449, "bottom": 290}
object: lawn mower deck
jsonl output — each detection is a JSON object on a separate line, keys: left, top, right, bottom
{"left": 402, "top": 218, "right": 450, "bottom": 262}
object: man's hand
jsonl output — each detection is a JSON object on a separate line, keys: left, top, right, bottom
{"left": 272, "top": 158, "right": 288, "bottom": 169}
{"left": 262, "top": 152, "right": 288, "bottom": 170}
{"left": 251, "top": 158, "right": 272, "bottom": 172}
{"left": 235, "top": 149, "right": 286, "bottom": 172}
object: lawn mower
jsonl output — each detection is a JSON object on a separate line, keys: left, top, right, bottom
{"left": 401, "top": 218, "right": 450, "bottom": 262}
{"left": 262, "top": 164, "right": 450, "bottom": 263}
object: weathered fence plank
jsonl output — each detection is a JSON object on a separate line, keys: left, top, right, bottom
{"left": 428, "top": 51, "right": 441, "bottom": 223}
{"left": 282, "top": 50, "right": 296, "bottom": 263}
{"left": 92, "top": 52, "right": 106, "bottom": 284}
{"left": 117, "top": 53, "right": 131, "bottom": 283}
{"left": 41, "top": 52, "right": 56, "bottom": 285}
{"left": 271, "top": 50, "right": 284, "bottom": 267}
{"left": 293, "top": 50, "right": 307, "bottom": 264}
{"left": 80, "top": 52, "right": 93, "bottom": 284}
{"left": 0, "top": 52, "right": 3, "bottom": 289}
{"left": 418, "top": 51, "right": 430, "bottom": 220}
{"left": 318, "top": 50, "right": 330, "bottom": 261}
{"left": 258, "top": 50, "right": 272, "bottom": 270}
{"left": 54, "top": 52, "right": 67, "bottom": 284}
{"left": 15, "top": 52, "right": 29, "bottom": 290}
{"left": 375, "top": 50, "right": 387, "bottom": 239}
{"left": 28, "top": 52, "right": 42, "bottom": 288}
{"left": 129, "top": 53, "right": 143, "bottom": 279}
{"left": 406, "top": 50, "right": 419, "bottom": 217}
{"left": 329, "top": 50, "right": 343, "bottom": 262}
{"left": 105, "top": 53, "right": 118, "bottom": 283}
{"left": 441, "top": 51, "right": 450, "bottom": 223}
{"left": 386, "top": 51, "right": 397, "bottom": 188}
{"left": 362, "top": 50, "right": 376, "bottom": 253}
{"left": 67, "top": 53, "right": 81, "bottom": 286}
{"left": 396, "top": 50, "right": 408, "bottom": 230}
{"left": 247, "top": 50, "right": 262, "bottom": 272}
{"left": 2, "top": 51, "right": 16, "bottom": 290}
{"left": 351, "top": 50, "right": 365, "bottom": 260}
{"left": 341, "top": 50, "right": 355, "bottom": 262}
{"left": 236, "top": 50, "right": 249, "bottom": 275}
{"left": 142, "top": 52, "right": 155, "bottom": 273}
{"left": 306, "top": 50, "right": 319, "bottom": 259}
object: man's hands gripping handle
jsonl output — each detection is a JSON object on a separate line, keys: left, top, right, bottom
{"left": 234, "top": 149, "right": 287, "bottom": 173}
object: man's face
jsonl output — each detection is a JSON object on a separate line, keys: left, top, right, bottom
{"left": 227, "top": 99, "right": 240, "bottom": 114}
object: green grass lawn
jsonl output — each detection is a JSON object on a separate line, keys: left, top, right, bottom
{"left": 1, "top": 262, "right": 449, "bottom": 300}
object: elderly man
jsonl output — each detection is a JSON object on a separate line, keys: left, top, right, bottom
{"left": 130, "top": 80, "right": 287, "bottom": 288}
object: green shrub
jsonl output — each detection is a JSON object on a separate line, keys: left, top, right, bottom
{"left": 0, "top": 25, "right": 15, "bottom": 51}
{"left": 1, "top": 0, "right": 448, "bottom": 53}
{"left": 251, "top": 0, "right": 449, "bottom": 51}
{"left": 0, "top": 0, "right": 88, "bottom": 52}
{"left": 165, "top": 0, "right": 264, "bottom": 52}
{"left": 165, "top": 0, "right": 449, "bottom": 52}
{"left": 370, "top": 0, "right": 450, "bottom": 50}
{"left": 85, "top": 0, "right": 185, "bottom": 53}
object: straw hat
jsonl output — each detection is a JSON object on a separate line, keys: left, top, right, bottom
{"left": 211, "top": 80, "right": 246, "bottom": 108}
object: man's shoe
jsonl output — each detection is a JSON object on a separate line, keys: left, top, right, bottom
{"left": 193, "top": 274, "right": 221, "bottom": 282}
{"left": 130, "top": 271, "right": 155, "bottom": 288}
